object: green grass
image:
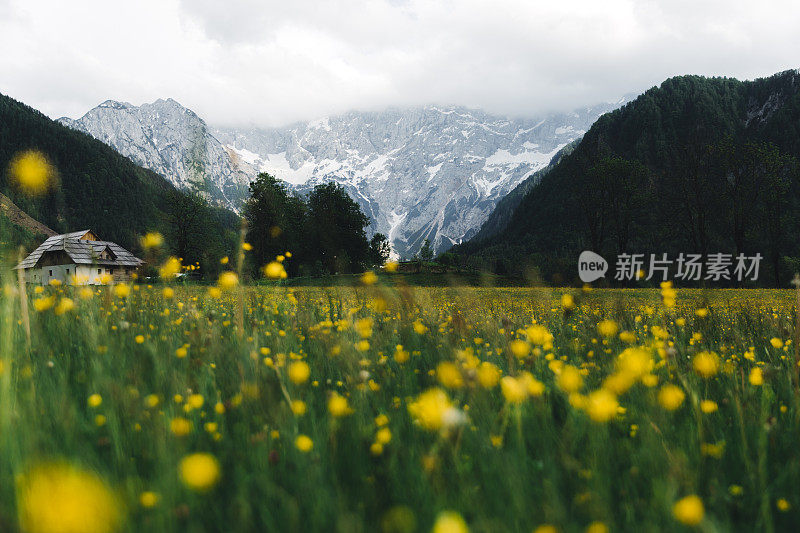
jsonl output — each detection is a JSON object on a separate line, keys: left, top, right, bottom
{"left": 1, "top": 283, "right": 799, "bottom": 532}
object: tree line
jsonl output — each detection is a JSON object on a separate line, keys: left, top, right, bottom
{"left": 243, "top": 173, "right": 389, "bottom": 278}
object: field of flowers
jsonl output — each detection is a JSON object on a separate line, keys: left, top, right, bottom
{"left": 2, "top": 278, "right": 800, "bottom": 532}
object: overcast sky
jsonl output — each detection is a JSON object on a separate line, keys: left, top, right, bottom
{"left": 1, "top": 0, "right": 799, "bottom": 127}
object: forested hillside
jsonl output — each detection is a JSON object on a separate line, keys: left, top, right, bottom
{"left": 0, "top": 93, "right": 238, "bottom": 273}
{"left": 455, "top": 70, "right": 800, "bottom": 286}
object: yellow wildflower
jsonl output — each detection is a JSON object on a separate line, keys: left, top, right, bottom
{"left": 140, "top": 232, "right": 163, "bottom": 249}
{"left": 17, "top": 462, "right": 122, "bottom": 533}
{"left": 9, "top": 150, "right": 55, "bottom": 195}
{"left": 295, "top": 434, "right": 314, "bottom": 452}
{"left": 658, "top": 384, "right": 685, "bottom": 411}
{"left": 672, "top": 495, "right": 704, "bottom": 526}
{"left": 328, "top": 392, "right": 353, "bottom": 417}
{"left": 585, "top": 389, "right": 619, "bottom": 423}
{"left": 432, "top": 511, "right": 468, "bottom": 533}
{"left": 179, "top": 453, "right": 220, "bottom": 491}
{"left": 218, "top": 271, "right": 238, "bottom": 290}
{"left": 693, "top": 351, "right": 719, "bottom": 378}
{"left": 287, "top": 361, "right": 310, "bottom": 385}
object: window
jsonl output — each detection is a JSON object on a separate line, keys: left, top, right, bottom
{"left": 110, "top": 268, "right": 114, "bottom": 275}
{"left": 98, "top": 268, "right": 102, "bottom": 275}
{"left": 49, "top": 269, "right": 52, "bottom": 276}
{"left": 66, "top": 268, "right": 69, "bottom": 275}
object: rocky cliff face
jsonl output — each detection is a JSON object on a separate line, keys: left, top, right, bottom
{"left": 217, "top": 103, "right": 627, "bottom": 256}
{"left": 59, "top": 99, "right": 249, "bottom": 207}
{"left": 61, "top": 99, "right": 627, "bottom": 256}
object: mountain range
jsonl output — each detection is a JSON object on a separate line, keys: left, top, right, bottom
{"left": 59, "top": 99, "right": 628, "bottom": 257}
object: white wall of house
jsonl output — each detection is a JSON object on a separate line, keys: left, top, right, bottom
{"left": 27, "top": 265, "right": 115, "bottom": 285}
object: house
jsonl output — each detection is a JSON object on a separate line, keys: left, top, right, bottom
{"left": 14, "top": 230, "right": 143, "bottom": 285}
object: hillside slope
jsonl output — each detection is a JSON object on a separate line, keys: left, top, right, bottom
{"left": 455, "top": 70, "right": 800, "bottom": 286}
{"left": 0, "top": 92, "right": 183, "bottom": 250}
{"left": 0, "top": 93, "right": 239, "bottom": 268}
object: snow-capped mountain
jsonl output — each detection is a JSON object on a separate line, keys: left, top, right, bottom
{"left": 60, "top": 99, "right": 627, "bottom": 256}
{"left": 59, "top": 99, "right": 249, "bottom": 207}
{"left": 216, "top": 104, "right": 626, "bottom": 256}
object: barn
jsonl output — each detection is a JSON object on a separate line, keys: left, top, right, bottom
{"left": 14, "top": 230, "right": 143, "bottom": 285}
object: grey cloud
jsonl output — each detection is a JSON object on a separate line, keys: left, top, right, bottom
{"left": 1, "top": 0, "right": 798, "bottom": 128}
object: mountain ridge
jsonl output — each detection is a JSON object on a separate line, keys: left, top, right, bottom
{"left": 60, "top": 98, "right": 629, "bottom": 257}
{"left": 454, "top": 69, "right": 800, "bottom": 286}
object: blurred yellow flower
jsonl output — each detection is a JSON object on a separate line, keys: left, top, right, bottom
{"left": 585, "top": 389, "right": 619, "bottom": 423}
{"left": 264, "top": 261, "right": 287, "bottom": 279}
{"left": 500, "top": 376, "right": 527, "bottom": 404}
{"left": 140, "top": 232, "right": 164, "bottom": 249}
{"left": 376, "top": 427, "right": 392, "bottom": 445}
{"left": 187, "top": 394, "right": 204, "bottom": 409}
{"left": 672, "top": 495, "right": 704, "bottom": 526}
{"left": 114, "top": 284, "right": 130, "bottom": 299}
{"left": 139, "top": 491, "right": 159, "bottom": 508}
{"left": 328, "top": 392, "right": 353, "bottom": 417}
{"left": 436, "top": 361, "right": 464, "bottom": 389}
{"left": 476, "top": 361, "right": 501, "bottom": 389}
{"left": 170, "top": 417, "right": 192, "bottom": 437}
{"left": 585, "top": 522, "right": 608, "bottom": 533}
{"left": 355, "top": 317, "right": 373, "bottom": 338}
{"left": 87, "top": 394, "right": 102, "bottom": 408}
{"left": 749, "top": 367, "right": 763, "bottom": 386}
{"left": 17, "top": 462, "right": 122, "bottom": 533}
{"left": 295, "top": 434, "right": 314, "bottom": 452}
{"left": 54, "top": 297, "right": 75, "bottom": 316}
{"left": 9, "top": 150, "right": 55, "bottom": 195}
{"left": 33, "top": 295, "right": 55, "bottom": 312}
{"left": 556, "top": 365, "right": 584, "bottom": 393}
{"left": 408, "top": 388, "right": 453, "bottom": 430}
{"left": 287, "top": 361, "right": 310, "bottom": 385}
{"left": 700, "top": 400, "right": 718, "bottom": 413}
{"left": 693, "top": 351, "right": 720, "bottom": 378}
{"left": 597, "top": 320, "right": 619, "bottom": 338}
{"left": 508, "top": 339, "right": 530, "bottom": 358}
{"left": 361, "top": 271, "right": 378, "bottom": 285}
{"left": 413, "top": 320, "right": 428, "bottom": 334}
{"left": 658, "top": 384, "right": 685, "bottom": 411}
{"left": 526, "top": 324, "right": 553, "bottom": 345}
{"left": 159, "top": 257, "right": 182, "bottom": 280}
{"left": 290, "top": 399, "right": 307, "bottom": 415}
{"left": 615, "top": 347, "right": 653, "bottom": 382}
{"left": 218, "top": 271, "right": 238, "bottom": 290}
{"left": 179, "top": 453, "right": 220, "bottom": 491}
{"left": 432, "top": 510, "right": 469, "bottom": 533}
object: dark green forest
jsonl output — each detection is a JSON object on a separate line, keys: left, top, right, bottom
{"left": 0, "top": 92, "right": 239, "bottom": 275}
{"left": 454, "top": 69, "right": 800, "bottom": 287}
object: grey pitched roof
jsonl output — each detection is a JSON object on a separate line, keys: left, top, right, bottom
{"left": 14, "top": 230, "right": 143, "bottom": 269}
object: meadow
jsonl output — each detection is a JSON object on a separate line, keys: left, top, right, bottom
{"left": 1, "top": 277, "right": 799, "bottom": 532}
